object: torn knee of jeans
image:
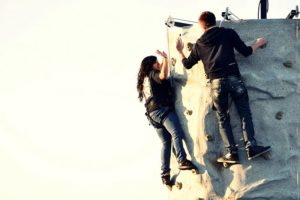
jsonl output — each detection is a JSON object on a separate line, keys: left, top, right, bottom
{"left": 234, "top": 86, "right": 247, "bottom": 98}
{"left": 237, "top": 86, "right": 245, "bottom": 94}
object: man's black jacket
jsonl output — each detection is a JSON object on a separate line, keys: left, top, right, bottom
{"left": 182, "top": 27, "right": 253, "bottom": 79}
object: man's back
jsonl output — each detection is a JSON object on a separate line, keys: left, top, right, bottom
{"left": 183, "top": 27, "right": 253, "bottom": 79}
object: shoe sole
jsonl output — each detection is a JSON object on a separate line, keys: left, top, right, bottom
{"left": 178, "top": 166, "right": 196, "bottom": 170}
{"left": 217, "top": 158, "right": 239, "bottom": 164}
{"left": 248, "top": 147, "right": 271, "bottom": 160}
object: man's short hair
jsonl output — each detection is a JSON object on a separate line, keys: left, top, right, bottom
{"left": 199, "top": 11, "right": 216, "bottom": 29}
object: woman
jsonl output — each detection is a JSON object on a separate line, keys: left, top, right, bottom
{"left": 137, "top": 50, "right": 196, "bottom": 188}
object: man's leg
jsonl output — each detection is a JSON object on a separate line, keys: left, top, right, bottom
{"left": 211, "top": 79, "right": 236, "bottom": 150}
{"left": 229, "top": 76, "right": 256, "bottom": 148}
{"left": 229, "top": 76, "right": 270, "bottom": 160}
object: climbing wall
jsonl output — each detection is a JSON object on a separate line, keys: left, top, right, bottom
{"left": 167, "top": 19, "right": 300, "bottom": 200}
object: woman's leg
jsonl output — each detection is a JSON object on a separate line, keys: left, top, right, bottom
{"left": 155, "top": 127, "right": 172, "bottom": 175}
{"left": 150, "top": 108, "right": 194, "bottom": 169}
{"left": 162, "top": 111, "right": 187, "bottom": 164}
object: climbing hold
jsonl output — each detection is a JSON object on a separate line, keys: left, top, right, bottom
{"left": 186, "top": 110, "right": 193, "bottom": 115}
{"left": 187, "top": 42, "right": 195, "bottom": 51}
{"left": 260, "top": 42, "right": 267, "bottom": 49}
{"left": 175, "top": 182, "right": 182, "bottom": 190}
{"left": 283, "top": 61, "right": 293, "bottom": 68}
{"left": 171, "top": 57, "right": 177, "bottom": 66}
{"left": 275, "top": 111, "right": 283, "bottom": 120}
{"left": 205, "top": 135, "right": 214, "bottom": 142}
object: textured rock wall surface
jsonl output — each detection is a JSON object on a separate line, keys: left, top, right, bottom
{"left": 167, "top": 19, "right": 300, "bottom": 200}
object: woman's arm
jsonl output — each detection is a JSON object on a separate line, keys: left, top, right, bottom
{"left": 156, "top": 50, "right": 169, "bottom": 80}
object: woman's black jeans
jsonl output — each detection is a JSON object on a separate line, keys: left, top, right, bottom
{"left": 211, "top": 76, "right": 257, "bottom": 152}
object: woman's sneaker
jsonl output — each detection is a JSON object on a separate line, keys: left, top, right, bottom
{"left": 161, "top": 174, "right": 172, "bottom": 191}
{"left": 178, "top": 160, "right": 196, "bottom": 170}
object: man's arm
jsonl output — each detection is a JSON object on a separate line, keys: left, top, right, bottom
{"left": 230, "top": 29, "right": 267, "bottom": 56}
{"left": 230, "top": 29, "right": 253, "bottom": 57}
{"left": 176, "top": 38, "right": 199, "bottom": 69}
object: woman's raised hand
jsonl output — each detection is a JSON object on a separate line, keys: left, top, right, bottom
{"left": 156, "top": 50, "right": 167, "bottom": 59}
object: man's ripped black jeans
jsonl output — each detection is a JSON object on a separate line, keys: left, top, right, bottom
{"left": 211, "top": 76, "right": 257, "bottom": 151}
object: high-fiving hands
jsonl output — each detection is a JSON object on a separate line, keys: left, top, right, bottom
{"left": 156, "top": 50, "right": 169, "bottom": 80}
{"left": 176, "top": 37, "right": 184, "bottom": 53}
{"left": 156, "top": 50, "right": 167, "bottom": 59}
{"left": 176, "top": 37, "right": 187, "bottom": 59}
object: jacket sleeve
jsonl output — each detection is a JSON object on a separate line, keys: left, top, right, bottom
{"left": 182, "top": 43, "right": 201, "bottom": 69}
{"left": 229, "top": 29, "right": 253, "bottom": 57}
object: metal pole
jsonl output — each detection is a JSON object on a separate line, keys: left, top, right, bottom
{"left": 166, "top": 27, "right": 173, "bottom": 87}
{"left": 260, "top": 0, "right": 267, "bottom": 19}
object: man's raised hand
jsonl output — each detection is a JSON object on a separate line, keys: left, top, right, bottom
{"left": 176, "top": 37, "right": 184, "bottom": 53}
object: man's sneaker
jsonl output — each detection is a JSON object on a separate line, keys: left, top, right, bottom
{"left": 178, "top": 160, "right": 196, "bottom": 170}
{"left": 247, "top": 145, "right": 271, "bottom": 160}
{"left": 218, "top": 150, "right": 239, "bottom": 163}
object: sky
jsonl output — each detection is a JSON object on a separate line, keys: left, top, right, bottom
{"left": 0, "top": 0, "right": 299, "bottom": 199}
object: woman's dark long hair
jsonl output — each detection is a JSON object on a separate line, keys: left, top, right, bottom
{"left": 137, "top": 56, "right": 157, "bottom": 102}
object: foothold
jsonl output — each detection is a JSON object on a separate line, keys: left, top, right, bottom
{"left": 187, "top": 42, "right": 195, "bottom": 51}
{"left": 260, "top": 42, "right": 267, "bottom": 49}
{"left": 275, "top": 111, "right": 283, "bottom": 120}
{"left": 175, "top": 182, "right": 182, "bottom": 190}
{"left": 192, "top": 168, "right": 199, "bottom": 174}
{"left": 283, "top": 61, "right": 293, "bottom": 68}
{"left": 223, "top": 163, "right": 229, "bottom": 168}
{"left": 262, "top": 151, "right": 271, "bottom": 160}
{"left": 205, "top": 134, "right": 214, "bottom": 142}
{"left": 186, "top": 110, "right": 193, "bottom": 115}
{"left": 171, "top": 57, "right": 177, "bottom": 66}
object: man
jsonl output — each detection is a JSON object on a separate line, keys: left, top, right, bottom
{"left": 176, "top": 11, "right": 270, "bottom": 162}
